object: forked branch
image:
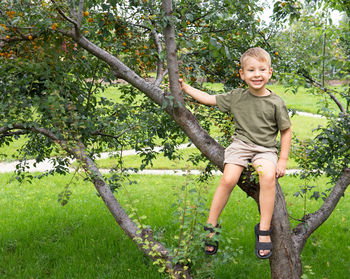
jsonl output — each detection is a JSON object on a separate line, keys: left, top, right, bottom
{"left": 292, "top": 168, "right": 350, "bottom": 255}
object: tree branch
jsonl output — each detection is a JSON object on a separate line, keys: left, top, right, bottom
{"left": 161, "top": 0, "right": 185, "bottom": 107}
{"left": 292, "top": 168, "right": 350, "bottom": 255}
{"left": 299, "top": 71, "right": 345, "bottom": 113}
{"left": 77, "top": 0, "right": 85, "bottom": 28}
{"left": 62, "top": 14, "right": 225, "bottom": 173}
{"left": 68, "top": 31, "right": 166, "bottom": 106}
{"left": 68, "top": 141, "right": 192, "bottom": 278}
{"left": 151, "top": 29, "right": 165, "bottom": 87}
{"left": 91, "top": 126, "right": 135, "bottom": 140}
{"left": 0, "top": 122, "right": 191, "bottom": 278}
{"left": 0, "top": 130, "right": 28, "bottom": 138}
{"left": 51, "top": 0, "right": 78, "bottom": 28}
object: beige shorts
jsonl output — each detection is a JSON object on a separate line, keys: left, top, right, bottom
{"left": 224, "top": 138, "right": 278, "bottom": 167}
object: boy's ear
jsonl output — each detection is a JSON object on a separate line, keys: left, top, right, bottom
{"left": 239, "top": 68, "right": 244, "bottom": 80}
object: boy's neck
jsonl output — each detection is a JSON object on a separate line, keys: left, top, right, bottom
{"left": 248, "top": 87, "right": 271, "bottom": 97}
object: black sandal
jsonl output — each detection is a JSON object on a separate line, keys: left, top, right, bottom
{"left": 254, "top": 223, "right": 273, "bottom": 259}
{"left": 203, "top": 224, "right": 221, "bottom": 255}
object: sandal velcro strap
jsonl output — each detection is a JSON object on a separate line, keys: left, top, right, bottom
{"left": 204, "top": 226, "right": 215, "bottom": 233}
{"left": 254, "top": 223, "right": 273, "bottom": 259}
{"left": 203, "top": 224, "right": 221, "bottom": 255}
{"left": 204, "top": 224, "right": 221, "bottom": 233}
{"left": 255, "top": 227, "right": 272, "bottom": 236}
{"left": 255, "top": 241, "right": 273, "bottom": 251}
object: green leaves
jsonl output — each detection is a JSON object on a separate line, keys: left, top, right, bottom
{"left": 294, "top": 113, "right": 350, "bottom": 183}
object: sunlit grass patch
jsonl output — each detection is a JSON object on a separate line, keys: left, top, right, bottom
{"left": 0, "top": 173, "right": 349, "bottom": 278}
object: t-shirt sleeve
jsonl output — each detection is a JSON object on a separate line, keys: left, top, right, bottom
{"left": 276, "top": 100, "right": 291, "bottom": 131}
{"left": 215, "top": 91, "right": 233, "bottom": 113}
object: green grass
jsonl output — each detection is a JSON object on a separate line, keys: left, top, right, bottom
{"left": 96, "top": 147, "right": 206, "bottom": 170}
{"left": 0, "top": 136, "right": 26, "bottom": 161}
{"left": 289, "top": 114, "right": 326, "bottom": 140}
{"left": 0, "top": 173, "right": 163, "bottom": 279}
{"left": 267, "top": 83, "right": 345, "bottom": 114}
{"left": 0, "top": 173, "right": 349, "bottom": 278}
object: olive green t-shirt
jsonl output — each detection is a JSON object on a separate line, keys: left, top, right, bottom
{"left": 216, "top": 88, "right": 291, "bottom": 148}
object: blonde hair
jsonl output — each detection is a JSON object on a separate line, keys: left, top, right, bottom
{"left": 240, "top": 47, "right": 271, "bottom": 69}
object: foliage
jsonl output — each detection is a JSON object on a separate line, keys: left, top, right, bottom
{"left": 169, "top": 172, "right": 242, "bottom": 278}
{"left": 1, "top": 0, "right": 350, "bottom": 277}
{"left": 0, "top": 0, "right": 271, "bottom": 189}
{"left": 269, "top": 1, "right": 350, "bottom": 206}
{"left": 294, "top": 112, "right": 350, "bottom": 183}
{"left": 270, "top": 7, "right": 347, "bottom": 83}
{"left": 0, "top": 0, "right": 186, "bottom": 187}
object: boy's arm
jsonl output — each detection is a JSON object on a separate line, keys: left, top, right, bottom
{"left": 179, "top": 79, "right": 217, "bottom": 106}
{"left": 276, "top": 127, "right": 292, "bottom": 178}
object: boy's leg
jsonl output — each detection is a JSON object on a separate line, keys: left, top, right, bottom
{"left": 207, "top": 163, "right": 244, "bottom": 226}
{"left": 205, "top": 163, "right": 244, "bottom": 253}
{"left": 253, "top": 158, "right": 276, "bottom": 257}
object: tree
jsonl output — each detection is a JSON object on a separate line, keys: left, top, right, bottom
{"left": 269, "top": 1, "right": 349, "bottom": 113}
{"left": 0, "top": 0, "right": 349, "bottom": 278}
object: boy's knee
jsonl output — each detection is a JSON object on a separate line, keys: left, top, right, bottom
{"left": 219, "top": 176, "right": 238, "bottom": 192}
{"left": 259, "top": 172, "right": 276, "bottom": 187}
{"left": 220, "top": 164, "right": 243, "bottom": 189}
{"left": 254, "top": 160, "right": 276, "bottom": 181}
{"left": 220, "top": 175, "right": 238, "bottom": 189}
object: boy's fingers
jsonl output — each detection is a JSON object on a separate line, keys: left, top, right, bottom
{"left": 277, "top": 168, "right": 285, "bottom": 178}
{"left": 276, "top": 167, "right": 283, "bottom": 178}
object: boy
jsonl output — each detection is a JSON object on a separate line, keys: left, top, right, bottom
{"left": 179, "top": 47, "right": 292, "bottom": 259}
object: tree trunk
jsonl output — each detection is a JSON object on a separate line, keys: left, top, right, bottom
{"left": 270, "top": 182, "right": 302, "bottom": 278}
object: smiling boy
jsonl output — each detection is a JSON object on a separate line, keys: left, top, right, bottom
{"left": 179, "top": 47, "right": 292, "bottom": 259}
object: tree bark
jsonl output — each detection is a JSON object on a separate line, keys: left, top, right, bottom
{"left": 270, "top": 182, "right": 302, "bottom": 279}
{"left": 161, "top": 0, "right": 185, "bottom": 108}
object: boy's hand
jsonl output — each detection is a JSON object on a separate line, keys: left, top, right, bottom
{"left": 276, "top": 159, "right": 287, "bottom": 178}
{"left": 178, "top": 79, "right": 217, "bottom": 105}
{"left": 179, "top": 78, "right": 186, "bottom": 91}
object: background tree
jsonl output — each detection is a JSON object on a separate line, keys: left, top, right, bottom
{"left": 0, "top": 0, "right": 349, "bottom": 278}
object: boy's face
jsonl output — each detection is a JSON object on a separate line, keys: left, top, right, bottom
{"left": 239, "top": 57, "right": 272, "bottom": 95}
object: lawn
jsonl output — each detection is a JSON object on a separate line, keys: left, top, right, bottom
{"left": 0, "top": 173, "right": 349, "bottom": 278}
{"left": 267, "top": 83, "right": 346, "bottom": 114}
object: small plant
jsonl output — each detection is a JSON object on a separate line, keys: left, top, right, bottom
{"left": 169, "top": 169, "right": 242, "bottom": 278}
